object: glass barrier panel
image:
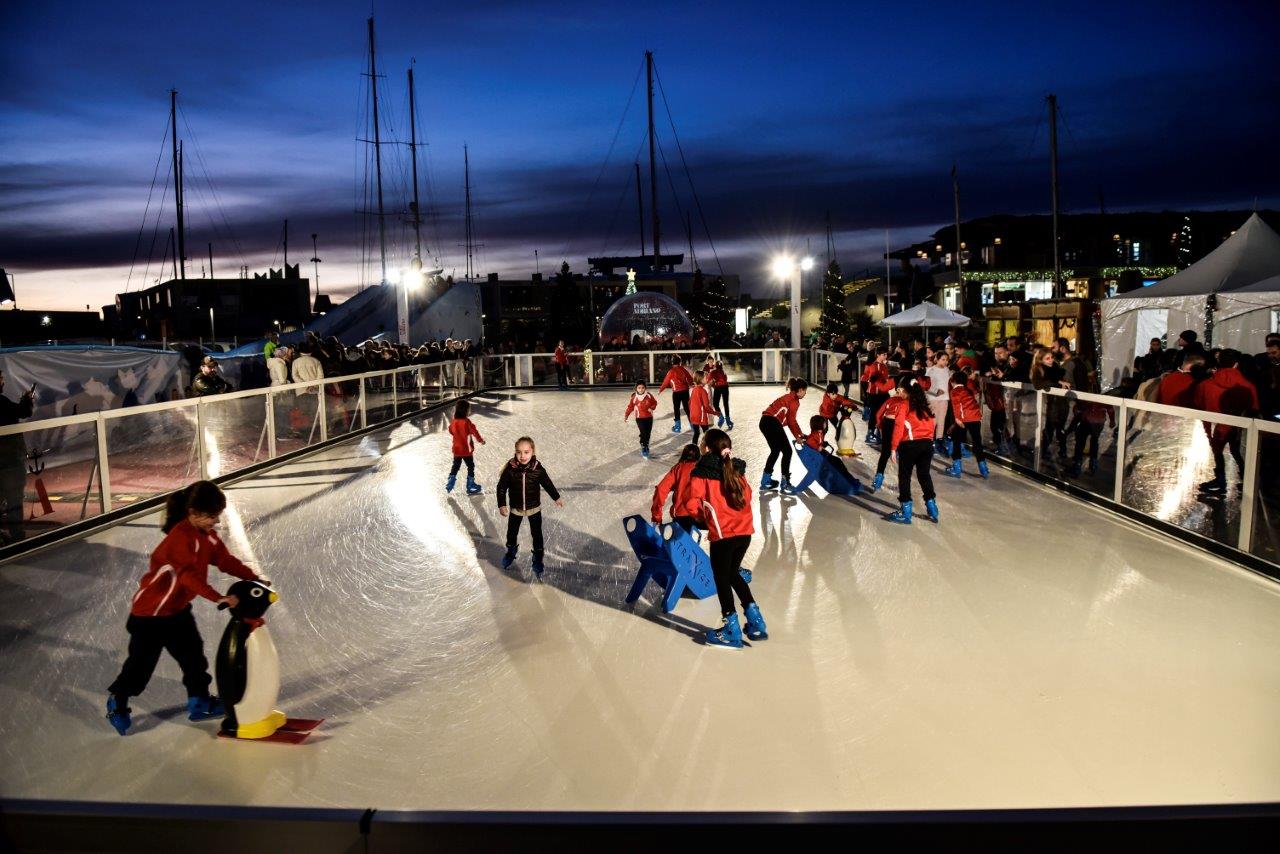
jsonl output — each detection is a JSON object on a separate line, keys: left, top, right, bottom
{"left": 201, "top": 394, "right": 273, "bottom": 477}
{"left": 324, "top": 379, "right": 362, "bottom": 440}
{"left": 13, "top": 420, "right": 105, "bottom": 539}
{"left": 103, "top": 407, "right": 197, "bottom": 510}
{"left": 1034, "top": 393, "right": 1072, "bottom": 477}
{"left": 272, "top": 387, "right": 328, "bottom": 456}
{"left": 363, "top": 375, "right": 396, "bottom": 425}
{"left": 527, "top": 356, "right": 557, "bottom": 386}
{"left": 722, "top": 351, "right": 763, "bottom": 383}
{"left": 1006, "top": 385, "right": 1039, "bottom": 465}
{"left": 1057, "top": 397, "right": 1121, "bottom": 497}
{"left": 1120, "top": 409, "right": 1246, "bottom": 549}
{"left": 480, "top": 357, "right": 511, "bottom": 389}
{"left": 1251, "top": 429, "right": 1280, "bottom": 563}
{"left": 591, "top": 353, "right": 648, "bottom": 385}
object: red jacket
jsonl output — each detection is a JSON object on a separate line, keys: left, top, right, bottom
{"left": 804, "top": 428, "right": 828, "bottom": 452}
{"left": 1076, "top": 400, "right": 1116, "bottom": 427}
{"left": 876, "top": 395, "right": 907, "bottom": 428}
{"left": 449, "top": 417, "right": 484, "bottom": 457}
{"left": 860, "top": 363, "right": 894, "bottom": 395}
{"left": 956, "top": 355, "right": 979, "bottom": 372}
{"left": 1194, "top": 367, "right": 1259, "bottom": 441}
{"left": 553, "top": 346, "right": 568, "bottom": 366}
{"left": 689, "top": 459, "right": 754, "bottom": 541}
{"left": 890, "top": 406, "right": 936, "bottom": 450}
{"left": 658, "top": 365, "right": 695, "bottom": 393}
{"left": 819, "top": 391, "right": 856, "bottom": 420}
{"left": 707, "top": 365, "right": 728, "bottom": 387}
{"left": 762, "top": 392, "right": 803, "bottom": 438}
{"left": 625, "top": 392, "right": 658, "bottom": 420}
{"left": 983, "top": 378, "right": 1006, "bottom": 412}
{"left": 129, "top": 520, "right": 259, "bottom": 618}
{"left": 689, "top": 384, "right": 718, "bottom": 426}
{"left": 651, "top": 460, "right": 697, "bottom": 522}
{"left": 950, "top": 382, "right": 981, "bottom": 424}
{"left": 1156, "top": 370, "right": 1196, "bottom": 408}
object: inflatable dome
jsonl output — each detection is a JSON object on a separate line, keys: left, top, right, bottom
{"left": 599, "top": 292, "right": 693, "bottom": 345}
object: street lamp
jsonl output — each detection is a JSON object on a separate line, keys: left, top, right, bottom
{"left": 771, "top": 255, "right": 813, "bottom": 348}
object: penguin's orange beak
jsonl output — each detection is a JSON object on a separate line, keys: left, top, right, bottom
{"left": 268, "top": 592, "right": 278, "bottom": 603}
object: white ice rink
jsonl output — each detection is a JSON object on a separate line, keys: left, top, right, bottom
{"left": 2, "top": 386, "right": 1279, "bottom": 812}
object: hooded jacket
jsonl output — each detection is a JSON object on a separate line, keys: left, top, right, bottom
{"left": 860, "top": 362, "right": 894, "bottom": 395}
{"left": 1156, "top": 370, "right": 1197, "bottom": 408}
{"left": 949, "top": 380, "right": 981, "bottom": 424}
{"left": 496, "top": 456, "right": 561, "bottom": 515}
{"left": 876, "top": 395, "right": 907, "bottom": 428}
{"left": 707, "top": 365, "right": 729, "bottom": 387}
{"left": 688, "top": 452, "right": 754, "bottom": 541}
{"left": 819, "top": 391, "right": 856, "bottom": 420}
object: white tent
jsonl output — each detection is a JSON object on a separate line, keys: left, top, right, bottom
{"left": 1100, "top": 213, "right": 1280, "bottom": 388}
{"left": 1212, "top": 273, "right": 1280, "bottom": 354}
{"left": 879, "top": 302, "right": 971, "bottom": 327}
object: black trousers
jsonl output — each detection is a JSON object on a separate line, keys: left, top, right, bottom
{"left": 897, "top": 439, "right": 936, "bottom": 503}
{"left": 864, "top": 393, "right": 888, "bottom": 432}
{"left": 950, "top": 422, "right": 985, "bottom": 462}
{"left": 506, "top": 511, "right": 544, "bottom": 553}
{"left": 672, "top": 389, "right": 691, "bottom": 422}
{"left": 1073, "top": 421, "right": 1105, "bottom": 463}
{"left": 712, "top": 386, "right": 730, "bottom": 421}
{"left": 448, "top": 455, "right": 476, "bottom": 478}
{"left": 990, "top": 409, "right": 1007, "bottom": 443}
{"left": 710, "top": 535, "right": 754, "bottom": 617}
{"left": 636, "top": 417, "right": 653, "bottom": 449}
{"left": 876, "top": 418, "right": 896, "bottom": 474}
{"left": 759, "top": 416, "right": 793, "bottom": 479}
{"left": 555, "top": 364, "right": 568, "bottom": 388}
{"left": 691, "top": 423, "right": 707, "bottom": 447}
{"left": 108, "top": 605, "right": 212, "bottom": 700}
{"left": 673, "top": 515, "right": 696, "bottom": 533}
{"left": 1212, "top": 430, "right": 1244, "bottom": 483}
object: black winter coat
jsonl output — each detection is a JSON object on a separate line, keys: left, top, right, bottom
{"left": 496, "top": 456, "right": 560, "bottom": 513}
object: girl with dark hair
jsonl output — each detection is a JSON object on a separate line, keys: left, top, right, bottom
{"left": 706, "top": 356, "right": 733, "bottom": 429}
{"left": 446, "top": 398, "right": 486, "bottom": 494}
{"left": 657, "top": 355, "right": 695, "bottom": 433}
{"left": 886, "top": 379, "right": 939, "bottom": 524}
{"left": 105, "top": 481, "right": 264, "bottom": 735}
{"left": 944, "top": 369, "right": 989, "bottom": 479}
{"left": 688, "top": 370, "right": 720, "bottom": 448}
{"left": 868, "top": 376, "right": 910, "bottom": 493}
{"left": 651, "top": 444, "right": 701, "bottom": 532}
{"left": 624, "top": 381, "right": 658, "bottom": 458}
{"left": 758, "top": 377, "right": 807, "bottom": 491}
{"left": 688, "top": 429, "right": 766, "bottom": 648}
{"left": 496, "top": 436, "right": 563, "bottom": 576}
{"left": 818, "top": 382, "right": 857, "bottom": 436}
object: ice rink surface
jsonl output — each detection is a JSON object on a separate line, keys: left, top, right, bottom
{"left": 2, "top": 386, "right": 1279, "bottom": 812}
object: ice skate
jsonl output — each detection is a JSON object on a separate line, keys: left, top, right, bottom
{"left": 531, "top": 550, "right": 545, "bottom": 576}
{"left": 725, "top": 419, "right": 734, "bottom": 430}
{"left": 641, "top": 447, "right": 650, "bottom": 459}
{"left": 465, "top": 477, "right": 483, "bottom": 495}
{"left": 445, "top": 474, "right": 457, "bottom": 493}
{"left": 1197, "top": 479, "right": 1226, "bottom": 494}
{"left": 105, "top": 695, "right": 131, "bottom": 736}
{"left": 187, "top": 695, "right": 224, "bottom": 721}
{"left": 759, "top": 472, "right": 778, "bottom": 490}
{"left": 705, "top": 613, "right": 743, "bottom": 649}
{"left": 887, "top": 501, "right": 913, "bottom": 524}
{"left": 978, "top": 461, "right": 990, "bottom": 479}
{"left": 717, "top": 415, "right": 725, "bottom": 427}
{"left": 743, "top": 603, "right": 768, "bottom": 641}
{"left": 739, "top": 568, "right": 752, "bottom": 584}
{"left": 925, "top": 499, "right": 940, "bottom": 523}
{"left": 671, "top": 420, "right": 682, "bottom": 433}
{"left": 501, "top": 547, "right": 517, "bottom": 570}
{"left": 870, "top": 472, "right": 884, "bottom": 493}
{"left": 944, "top": 459, "right": 962, "bottom": 478}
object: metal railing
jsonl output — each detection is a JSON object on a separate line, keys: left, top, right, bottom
{"left": 0, "top": 361, "right": 477, "bottom": 556}
{"left": 478, "top": 348, "right": 805, "bottom": 388}
{"left": 811, "top": 349, "right": 1279, "bottom": 570}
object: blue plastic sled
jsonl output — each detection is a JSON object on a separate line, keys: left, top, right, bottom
{"left": 788, "top": 442, "right": 864, "bottom": 496}
{"left": 623, "top": 515, "right": 727, "bottom": 613}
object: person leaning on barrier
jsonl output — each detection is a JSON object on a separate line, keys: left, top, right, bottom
{"left": 266, "top": 345, "right": 291, "bottom": 387}
{"left": 189, "top": 357, "right": 232, "bottom": 397}
{"left": 0, "top": 371, "right": 34, "bottom": 543}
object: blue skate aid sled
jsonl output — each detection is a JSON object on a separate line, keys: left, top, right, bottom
{"left": 624, "top": 515, "right": 743, "bottom": 613}
{"left": 787, "top": 441, "right": 864, "bottom": 496}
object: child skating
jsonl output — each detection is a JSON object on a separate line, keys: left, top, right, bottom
{"left": 657, "top": 355, "right": 695, "bottom": 433}
{"left": 651, "top": 444, "right": 700, "bottom": 532}
{"left": 688, "top": 428, "right": 767, "bottom": 648}
{"left": 868, "top": 377, "right": 909, "bottom": 493}
{"left": 758, "top": 377, "right": 807, "bottom": 492}
{"left": 798, "top": 414, "right": 863, "bottom": 493}
{"left": 687, "top": 370, "right": 720, "bottom": 447}
{"left": 624, "top": 381, "right": 658, "bottom": 458}
{"left": 707, "top": 356, "right": 732, "bottom": 429}
{"left": 944, "top": 368, "right": 988, "bottom": 479}
{"left": 106, "top": 480, "right": 264, "bottom": 735}
{"left": 886, "top": 378, "right": 939, "bottom": 524}
{"left": 446, "top": 398, "right": 486, "bottom": 494}
{"left": 496, "top": 436, "right": 563, "bottom": 576}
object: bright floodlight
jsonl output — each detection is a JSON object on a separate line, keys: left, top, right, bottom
{"left": 800, "top": 257, "right": 815, "bottom": 271}
{"left": 403, "top": 267, "right": 425, "bottom": 290}
{"left": 771, "top": 256, "right": 795, "bottom": 279}
{"left": 388, "top": 269, "right": 401, "bottom": 285}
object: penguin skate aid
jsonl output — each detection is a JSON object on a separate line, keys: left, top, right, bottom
{"left": 496, "top": 435, "right": 565, "bottom": 576}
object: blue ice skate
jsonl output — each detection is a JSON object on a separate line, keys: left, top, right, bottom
{"left": 725, "top": 419, "right": 734, "bottom": 430}
{"left": 743, "top": 603, "right": 768, "bottom": 641}
{"left": 187, "top": 695, "right": 224, "bottom": 721}
{"left": 870, "top": 472, "right": 884, "bottom": 493}
{"left": 531, "top": 551, "right": 545, "bottom": 576}
{"left": 925, "top": 498, "right": 940, "bottom": 522}
{"left": 106, "top": 695, "right": 131, "bottom": 736}
{"left": 887, "top": 500, "right": 913, "bottom": 524}
{"left": 759, "top": 473, "right": 778, "bottom": 490}
{"left": 944, "top": 459, "right": 962, "bottom": 478}
{"left": 671, "top": 420, "right": 683, "bottom": 433}
{"left": 501, "top": 547, "right": 517, "bottom": 570}
{"left": 641, "top": 447, "right": 650, "bottom": 459}
{"left": 705, "top": 613, "right": 743, "bottom": 649}
{"left": 445, "top": 474, "right": 457, "bottom": 493}
{"left": 717, "top": 415, "right": 725, "bottom": 427}
{"left": 622, "top": 516, "right": 716, "bottom": 613}
{"left": 739, "top": 568, "right": 752, "bottom": 584}
{"left": 465, "top": 477, "right": 483, "bottom": 495}
{"left": 978, "top": 460, "right": 990, "bottom": 479}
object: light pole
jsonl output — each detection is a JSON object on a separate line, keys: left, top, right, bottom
{"left": 772, "top": 255, "right": 814, "bottom": 348}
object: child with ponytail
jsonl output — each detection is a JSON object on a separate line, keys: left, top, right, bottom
{"left": 887, "top": 378, "right": 939, "bottom": 524}
{"left": 687, "top": 370, "right": 720, "bottom": 447}
{"left": 944, "top": 368, "right": 988, "bottom": 479}
{"left": 106, "top": 480, "right": 265, "bottom": 735}
{"left": 688, "top": 428, "right": 767, "bottom": 648}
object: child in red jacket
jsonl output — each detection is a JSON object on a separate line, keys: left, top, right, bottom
{"left": 446, "top": 398, "right": 486, "bottom": 494}
{"left": 657, "top": 355, "right": 695, "bottom": 433}
{"left": 689, "top": 428, "right": 766, "bottom": 649}
{"left": 706, "top": 356, "right": 733, "bottom": 429}
{"left": 651, "top": 444, "right": 700, "bottom": 531}
{"left": 624, "top": 381, "right": 659, "bottom": 458}
{"left": 887, "top": 378, "right": 938, "bottom": 524}
{"left": 688, "top": 370, "right": 720, "bottom": 447}
{"left": 869, "top": 378, "right": 910, "bottom": 493}
{"left": 758, "top": 377, "right": 808, "bottom": 491}
{"left": 818, "top": 382, "right": 857, "bottom": 435}
{"left": 943, "top": 369, "right": 988, "bottom": 480}
{"left": 803, "top": 415, "right": 862, "bottom": 492}
{"left": 106, "top": 480, "right": 264, "bottom": 735}
{"left": 860, "top": 352, "right": 894, "bottom": 444}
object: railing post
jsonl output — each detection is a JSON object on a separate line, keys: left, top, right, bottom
{"left": 391, "top": 371, "right": 398, "bottom": 419}
{"left": 318, "top": 383, "right": 328, "bottom": 443}
{"left": 358, "top": 379, "right": 368, "bottom": 430}
{"left": 94, "top": 412, "right": 112, "bottom": 515}
{"left": 195, "top": 399, "right": 209, "bottom": 480}
{"left": 1033, "top": 389, "right": 1044, "bottom": 472}
{"left": 648, "top": 352, "right": 655, "bottom": 384}
{"left": 1112, "top": 399, "right": 1127, "bottom": 503}
{"left": 266, "top": 392, "right": 277, "bottom": 459}
{"left": 1238, "top": 420, "right": 1259, "bottom": 554}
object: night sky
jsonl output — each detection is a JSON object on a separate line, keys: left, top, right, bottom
{"left": 2, "top": 0, "right": 1277, "bottom": 311}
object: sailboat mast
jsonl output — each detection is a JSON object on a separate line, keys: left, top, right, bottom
{"left": 368, "top": 16, "right": 388, "bottom": 285}
{"left": 464, "top": 144, "right": 474, "bottom": 281}
{"left": 170, "top": 90, "right": 186, "bottom": 280}
{"left": 646, "top": 51, "right": 660, "bottom": 271}
{"left": 1048, "top": 93, "right": 1062, "bottom": 299}
{"left": 952, "top": 164, "right": 963, "bottom": 309}
{"left": 407, "top": 65, "right": 424, "bottom": 266}
{"left": 635, "top": 162, "right": 645, "bottom": 257}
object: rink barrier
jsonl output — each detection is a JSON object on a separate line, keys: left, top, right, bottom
{"left": 0, "top": 361, "right": 479, "bottom": 564}
{"left": 478, "top": 347, "right": 806, "bottom": 388}
{"left": 810, "top": 348, "right": 1280, "bottom": 579}
{"left": 3, "top": 796, "right": 1279, "bottom": 849}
